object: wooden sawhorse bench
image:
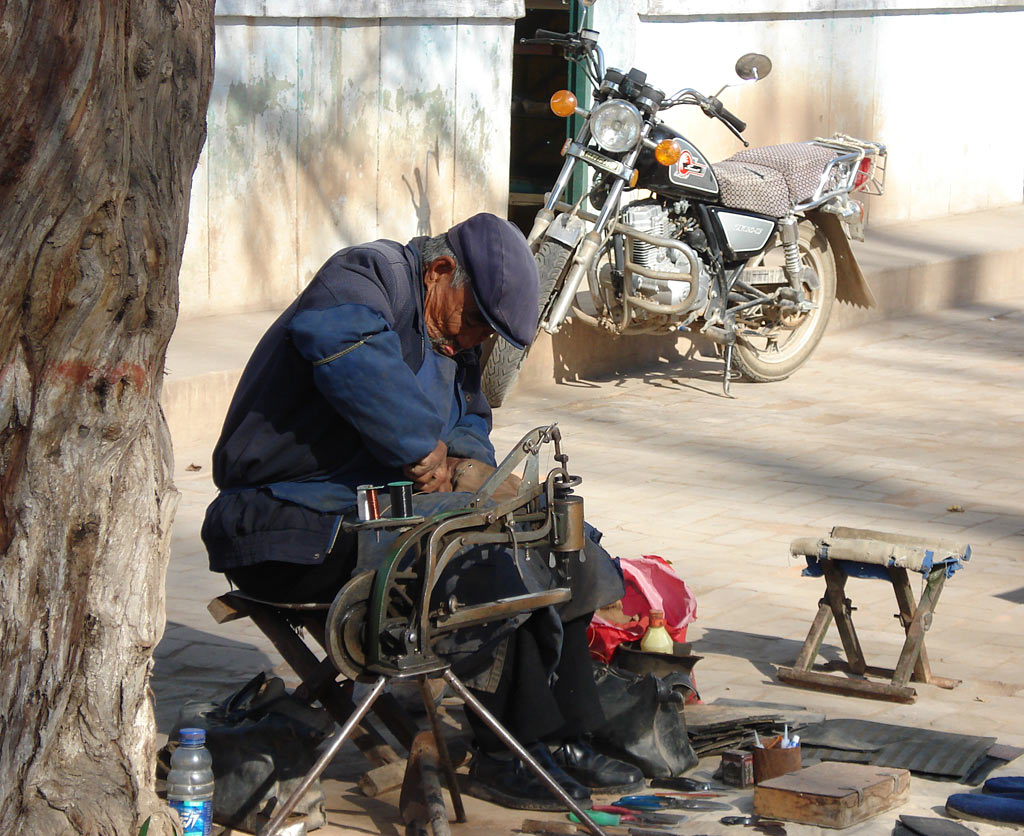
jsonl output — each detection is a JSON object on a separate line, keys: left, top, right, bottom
{"left": 777, "top": 526, "right": 971, "bottom": 704}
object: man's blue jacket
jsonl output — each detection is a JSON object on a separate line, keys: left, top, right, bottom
{"left": 202, "top": 238, "right": 495, "bottom": 571}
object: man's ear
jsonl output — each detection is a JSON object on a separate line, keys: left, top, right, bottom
{"left": 425, "top": 255, "right": 456, "bottom": 286}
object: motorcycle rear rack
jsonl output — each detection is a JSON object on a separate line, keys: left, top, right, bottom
{"left": 795, "top": 134, "right": 887, "bottom": 213}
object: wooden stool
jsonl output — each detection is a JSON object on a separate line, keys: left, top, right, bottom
{"left": 777, "top": 526, "right": 970, "bottom": 704}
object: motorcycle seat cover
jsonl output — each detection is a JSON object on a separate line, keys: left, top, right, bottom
{"left": 711, "top": 160, "right": 790, "bottom": 218}
{"left": 728, "top": 142, "right": 839, "bottom": 205}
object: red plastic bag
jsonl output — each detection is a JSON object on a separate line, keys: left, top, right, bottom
{"left": 587, "top": 554, "right": 697, "bottom": 664}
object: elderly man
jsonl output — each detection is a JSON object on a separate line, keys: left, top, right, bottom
{"left": 202, "top": 213, "right": 642, "bottom": 809}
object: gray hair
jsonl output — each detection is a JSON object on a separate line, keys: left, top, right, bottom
{"left": 421, "top": 233, "right": 470, "bottom": 288}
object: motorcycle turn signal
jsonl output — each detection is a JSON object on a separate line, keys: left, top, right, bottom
{"left": 550, "top": 89, "right": 577, "bottom": 118}
{"left": 654, "top": 139, "right": 683, "bottom": 166}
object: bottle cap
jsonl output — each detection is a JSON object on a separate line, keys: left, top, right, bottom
{"left": 648, "top": 609, "right": 665, "bottom": 624}
{"left": 179, "top": 727, "right": 206, "bottom": 745}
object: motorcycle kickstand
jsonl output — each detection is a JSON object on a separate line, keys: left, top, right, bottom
{"left": 722, "top": 343, "right": 736, "bottom": 398}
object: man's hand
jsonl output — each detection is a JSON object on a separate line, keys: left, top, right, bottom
{"left": 403, "top": 440, "right": 452, "bottom": 493}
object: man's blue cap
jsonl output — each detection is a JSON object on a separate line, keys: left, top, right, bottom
{"left": 446, "top": 213, "right": 539, "bottom": 350}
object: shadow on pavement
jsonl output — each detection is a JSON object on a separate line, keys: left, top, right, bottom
{"left": 995, "top": 586, "right": 1024, "bottom": 605}
{"left": 151, "top": 621, "right": 278, "bottom": 734}
{"left": 694, "top": 627, "right": 845, "bottom": 682}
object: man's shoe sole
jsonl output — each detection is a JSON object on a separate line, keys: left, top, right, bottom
{"left": 460, "top": 775, "right": 593, "bottom": 812}
{"left": 578, "top": 776, "right": 647, "bottom": 796}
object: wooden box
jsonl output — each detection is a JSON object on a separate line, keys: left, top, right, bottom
{"left": 753, "top": 762, "right": 910, "bottom": 829}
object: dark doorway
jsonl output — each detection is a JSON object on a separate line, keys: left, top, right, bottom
{"left": 507, "top": 3, "right": 579, "bottom": 235}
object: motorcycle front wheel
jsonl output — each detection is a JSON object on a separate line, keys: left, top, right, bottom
{"left": 732, "top": 219, "right": 837, "bottom": 382}
{"left": 481, "top": 236, "right": 574, "bottom": 408}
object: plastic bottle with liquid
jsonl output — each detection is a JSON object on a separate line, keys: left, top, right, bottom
{"left": 640, "top": 609, "right": 674, "bottom": 654}
{"left": 166, "top": 727, "right": 215, "bottom": 836}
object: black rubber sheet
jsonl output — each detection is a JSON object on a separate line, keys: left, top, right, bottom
{"left": 796, "top": 719, "right": 996, "bottom": 782}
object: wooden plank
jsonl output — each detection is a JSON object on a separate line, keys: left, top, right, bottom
{"left": 358, "top": 759, "right": 408, "bottom": 797}
{"left": 821, "top": 561, "right": 866, "bottom": 675}
{"left": 888, "top": 565, "right": 932, "bottom": 685}
{"left": 892, "top": 568, "right": 946, "bottom": 687}
{"left": 791, "top": 600, "right": 833, "bottom": 671}
{"left": 776, "top": 666, "right": 916, "bottom": 704}
{"left": 754, "top": 762, "right": 910, "bottom": 829}
{"left": 207, "top": 594, "right": 246, "bottom": 624}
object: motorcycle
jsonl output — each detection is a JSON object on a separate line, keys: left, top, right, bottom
{"left": 483, "top": 18, "right": 886, "bottom": 404}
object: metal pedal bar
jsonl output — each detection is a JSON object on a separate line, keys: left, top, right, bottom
{"left": 259, "top": 676, "right": 388, "bottom": 836}
{"left": 443, "top": 669, "right": 608, "bottom": 836}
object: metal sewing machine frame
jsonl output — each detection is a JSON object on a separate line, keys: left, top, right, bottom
{"left": 259, "top": 424, "right": 610, "bottom": 836}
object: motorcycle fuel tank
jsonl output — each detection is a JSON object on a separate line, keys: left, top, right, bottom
{"left": 636, "top": 125, "right": 719, "bottom": 200}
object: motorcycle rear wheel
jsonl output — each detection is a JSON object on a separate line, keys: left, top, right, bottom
{"left": 732, "top": 219, "right": 836, "bottom": 382}
{"left": 481, "top": 236, "right": 574, "bottom": 407}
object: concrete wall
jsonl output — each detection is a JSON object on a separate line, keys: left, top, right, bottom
{"left": 594, "top": 0, "right": 1024, "bottom": 227}
{"left": 179, "top": 3, "right": 521, "bottom": 318}
{"left": 178, "top": 1, "right": 1024, "bottom": 322}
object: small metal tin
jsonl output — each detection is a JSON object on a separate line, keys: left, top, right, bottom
{"left": 721, "top": 749, "right": 755, "bottom": 788}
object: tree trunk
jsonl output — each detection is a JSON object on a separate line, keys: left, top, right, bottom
{"left": 0, "top": 3, "right": 214, "bottom": 834}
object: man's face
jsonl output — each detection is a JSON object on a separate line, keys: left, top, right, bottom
{"left": 423, "top": 256, "right": 493, "bottom": 357}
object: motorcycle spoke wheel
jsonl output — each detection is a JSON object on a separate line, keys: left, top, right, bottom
{"left": 732, "top": 220, "right": 837, "bottom": 382}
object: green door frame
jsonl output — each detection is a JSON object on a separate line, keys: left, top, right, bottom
{"left": 566, "top": 3, "right": 592, "bottom": 203}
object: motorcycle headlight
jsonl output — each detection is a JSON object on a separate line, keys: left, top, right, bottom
{"left": 590, "top": 99, "right": 642, "bottom": 154}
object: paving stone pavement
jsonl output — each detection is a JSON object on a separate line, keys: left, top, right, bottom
{"left": 159, "top": 299, "right": 1024, "bottom": 835}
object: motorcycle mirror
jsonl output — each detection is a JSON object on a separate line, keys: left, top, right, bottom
{"left": 735, "top": 53, "right": 772, "bottom": 81}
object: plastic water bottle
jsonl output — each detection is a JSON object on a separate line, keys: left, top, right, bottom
{"left": 166, "top": 727, "right": 214, "bottom": 836}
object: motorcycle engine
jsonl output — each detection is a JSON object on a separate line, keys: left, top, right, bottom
{"left": 622, "top": 202, "right": 709, "bottom": 313}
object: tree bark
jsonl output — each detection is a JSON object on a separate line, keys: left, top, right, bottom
{"left": 0, "top": 3, "right": 214, "bottom": 834}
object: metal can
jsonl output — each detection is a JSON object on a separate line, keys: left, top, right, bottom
{"left": 720, "top": 749, "right": 755, "bottom": 788}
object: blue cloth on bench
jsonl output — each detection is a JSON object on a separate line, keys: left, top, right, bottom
{"left": 802, "top": 548, "right": 969, "bottom": 581}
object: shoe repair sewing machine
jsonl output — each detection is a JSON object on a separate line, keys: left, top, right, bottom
{"left": 213, "top": 425, "right": 612, "bottom": 836}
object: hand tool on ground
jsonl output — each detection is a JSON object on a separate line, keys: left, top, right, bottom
{"left": 521, "top": 818, "right": 682, "bottom": 836}
{"left": 649, "top": 777, "right": 713, "bottom": 792}
{"left": 720, "top": 815, "right": 787, "bottom": 835}
{"left": 652, "top": 792, "right": 728, "bottom": 799}
{"left": 573, "top": 806, "right": 686, "bottom": 826}
{"left": 614, "top": 795, "right": 732, "bottom": 812}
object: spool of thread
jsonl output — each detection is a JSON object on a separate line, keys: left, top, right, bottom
{"left": 367, "top": 487, "right": 381, "bottom": 520}
{"left": 357, "top": 485, "right": 381, "bottom": 520}
{"left": 356, "top": 485, "right": 373, "bottom": 521}
{"left": 389, "top": 481, "right": 414, "bottom": 518}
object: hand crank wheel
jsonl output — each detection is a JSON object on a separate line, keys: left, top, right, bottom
{"left": 325, "top": 571, "right": 377, "bottom": 683}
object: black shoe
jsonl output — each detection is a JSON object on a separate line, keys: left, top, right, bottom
{"left": 464, "top": 743, "right": 592, "bottom": 811}
{"left": 550, "top": 740, "right": 646, "bottom": 794}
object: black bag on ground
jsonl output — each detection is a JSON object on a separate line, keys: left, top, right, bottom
{"left": 167, "top": 672, "right": 335, "bottom": 832}
{"left": 589, "top": 663, "right": 698, "bottom": 778}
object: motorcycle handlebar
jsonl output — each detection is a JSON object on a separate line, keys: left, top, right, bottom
{"left": 704, "top": 95, "right": 746, "bottom": 133}
{"left": 533, "top": 28, "right": 572, "bottom": 41}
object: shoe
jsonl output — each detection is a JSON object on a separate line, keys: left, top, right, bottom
{"left": 464, "top": 744, "right": 591, "bottom": 811}
{"left": 550, "top": 740, "right": 646, "bottom": 794}
{"left": 946, "top": 792, "right": 1024, "bottom": 828}
{"left": 985, "top": 777, "right": 1024, "bottom": 796}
